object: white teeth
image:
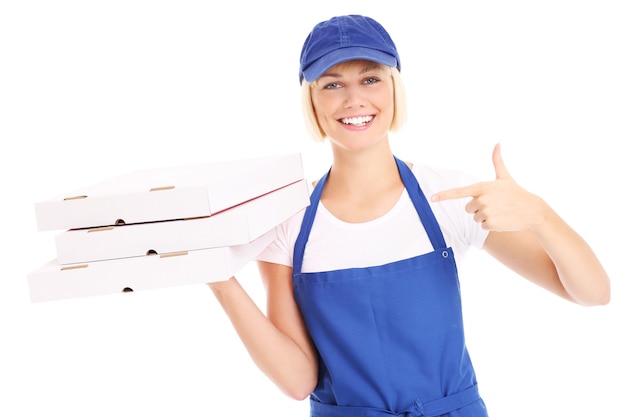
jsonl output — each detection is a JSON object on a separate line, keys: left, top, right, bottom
{"left": 341, "top": 116, "right": 373, "bottom": 126}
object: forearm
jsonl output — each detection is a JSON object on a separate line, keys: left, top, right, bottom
{"left": 531, "top": 205, "right": 610, "bottom": 306}
{"left": 208, "top": 277, "right": 317, "bottom": 400}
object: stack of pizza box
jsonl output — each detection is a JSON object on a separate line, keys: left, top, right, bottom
{"left": 27, "top": 153, "right": 309, "bottom": 302}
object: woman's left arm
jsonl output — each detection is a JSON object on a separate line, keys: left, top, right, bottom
{"left": 431, "top": 144, "right": 610, "bottom": 306}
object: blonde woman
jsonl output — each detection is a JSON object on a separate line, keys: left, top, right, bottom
{"left": 209, "top": 15, "right": 610, "bottom": 417}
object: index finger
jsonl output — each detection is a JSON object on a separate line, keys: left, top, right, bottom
{"left": 431, "top": 183, "right": 481, "bottom": 202}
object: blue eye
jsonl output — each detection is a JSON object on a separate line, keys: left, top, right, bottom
{"left": 323, "top": 82, "right": 341, "bottom": 90}
{"left": 364, "top": 77, "right": 379, "bottom": 85}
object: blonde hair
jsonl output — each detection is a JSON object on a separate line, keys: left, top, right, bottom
{"left": 301, "top": 65, "right": 407, "bottom": 142}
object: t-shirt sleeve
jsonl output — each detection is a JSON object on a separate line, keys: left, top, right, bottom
{"left": 255, "top": 209, "right": 305, "bottom": 267}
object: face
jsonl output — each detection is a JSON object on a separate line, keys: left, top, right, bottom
{"left": 311, "top": 60, "right": 394, "bottom": 152}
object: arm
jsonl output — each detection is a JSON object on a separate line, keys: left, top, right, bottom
{"left": 431, "top": 144, "right": 610, "bottom": 306}
{"left": 207, "top": 261, "right": 318, "bottom": 400}
{"left": 483, "top": 222, "right": 609, "bottom": 306}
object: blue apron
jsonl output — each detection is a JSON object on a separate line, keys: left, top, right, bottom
{"left": 292, "top": 157, "right": 488, "bottom": 417}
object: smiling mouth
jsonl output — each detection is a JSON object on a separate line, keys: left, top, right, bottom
{"left": 340, "top": 116, "right": 374, "bottom": 127}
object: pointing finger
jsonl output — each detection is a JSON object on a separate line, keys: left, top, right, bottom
{"left": 431, "top": 183, "right": 482, "bottom": 202}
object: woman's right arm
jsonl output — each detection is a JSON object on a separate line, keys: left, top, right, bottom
{"left": 207, "top": 260, "right": 318, "bottom": 400}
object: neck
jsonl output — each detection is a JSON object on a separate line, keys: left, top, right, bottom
{"left": 325, "top": 140, "right": 401, "bottom": 196}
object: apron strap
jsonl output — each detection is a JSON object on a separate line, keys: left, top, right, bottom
{"left": 293, "top": 170, "right": 329, "bottom": 275}
{"left": 394, "top": 157, "right": 448, "bottom": 250}
{"left": 309, "top": 384, "right": 481, "bottom": 417}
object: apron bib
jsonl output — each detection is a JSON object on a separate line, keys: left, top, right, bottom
{"left": 292, "top": 157, "right": 488, "bottom": 417}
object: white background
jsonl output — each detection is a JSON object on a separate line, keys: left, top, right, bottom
{"left": 1, "top": 1, "right": 624, "bottom": 416}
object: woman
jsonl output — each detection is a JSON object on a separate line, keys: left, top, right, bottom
{"left": 208, "top": 14, "right": 610, "bottom": 416}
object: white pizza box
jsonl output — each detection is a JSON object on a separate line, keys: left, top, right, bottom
{"left": 54, "top": 179, "right": 309, "bottom": 265}
{"left": 27, "top": 228, "right": 276, "bottom": 303}
{"left": 34, "top": 153, "right": 304, "bottom": 231}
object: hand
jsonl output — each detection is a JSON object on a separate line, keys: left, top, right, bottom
{"left": 430, "top": 144, "right": 547, "bottom": 232}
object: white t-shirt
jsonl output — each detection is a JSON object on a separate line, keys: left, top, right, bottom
{"left": 257, "top": 164, "right": 489, "bottom": 273}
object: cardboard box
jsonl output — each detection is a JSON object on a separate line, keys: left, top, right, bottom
{"left": 27, "top": 228, "right": 276, "bottom": 303}
{"left": 54, "top": 180, "right": 309, "bottom": 265}
{"left": 35, "top": 153, "right": 303, "bottom": 231}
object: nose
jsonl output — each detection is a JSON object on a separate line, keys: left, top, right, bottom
{"left": 343, "top": 86, "right": 366, "bottom": 108}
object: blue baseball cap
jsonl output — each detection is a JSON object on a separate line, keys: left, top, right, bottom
{"left": 299, "top": 15, "right": 401, "bottom": 84}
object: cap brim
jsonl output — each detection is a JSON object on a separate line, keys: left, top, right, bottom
{"left": 301, "top": 47, "right": 397, "bottom": 83}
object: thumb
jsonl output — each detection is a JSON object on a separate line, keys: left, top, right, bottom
{"left": 492, "top": 143, "right": 511, "bottom": 179}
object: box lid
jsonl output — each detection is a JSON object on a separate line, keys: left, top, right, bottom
{"left": 35, "top": 153, "right": 303, "bottom": 231}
